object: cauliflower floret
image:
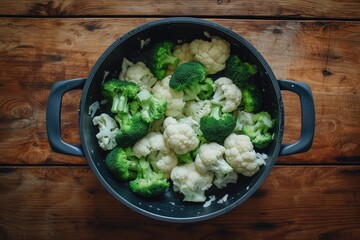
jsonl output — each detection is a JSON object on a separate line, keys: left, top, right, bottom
{"left": 170, "top": 162, "right": 214, "bottom": 202}
{"left": 194, "top": 142, "right": 237, "bottom": 189}
{"left": 190, "top": 37, "right": 230, "bottom": 74}
{"left": 213, "top": 170, "right": 238, "bottom": 189}
{"left": 151, "top": 75, "right": 185, "bottom": 118}
{"left": 234, "top": 110, "right": 254, "bottom": 133}
{"left": 178, "top": 116, "right": 200, "bottom": 134}
{"left": 224, "top": 133, "right": 266, "bottom": 177}
{"left": 119, "top": 58, "right": 157, "bottom": 91}
{"left": 173, "top": 43, "right": 194, "bottom": 64}
{"left": 194, "top": 142, "right": 232, "bottom": 174}
{"left": 183, "top": 100, "right": 212, "bottom": 122}
{"left": 163, "top": 117, "right": 199, "bottom": 155}
{"left": 212, "top": 77, "right": 242, "bottom": 113}
{"left": 133, "top": 132, "right": 178, "bottom": 178}
{"left": 92, "top": 113, "right": 119, "bottom": 151}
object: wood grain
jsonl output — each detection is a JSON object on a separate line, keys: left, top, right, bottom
{"left": 0, "top": 166, "right": 359, "bottom": 239}
{"left": 0, "top": 18, "right": 359, "bottom": 165}
{"left": 0, "top": 0, "right": 359, "bottom": 19}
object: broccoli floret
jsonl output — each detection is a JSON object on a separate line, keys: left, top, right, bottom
{"left": 148, "top": 41, "right": 179, "bottom": 80}
{"left": 242, "top": 111, "right": 274, "bottom": 148}
{"left": 224, "top": 55, "right": 257, "bottom": 87}
{"left": 240, "top": 82, "right": 262, "bottom": 113}
{"left": 137, "top": 89, "right": 167, "bottom": 123}
{"left": 101, "top": 79, "right": 139, "bottom": 114}
{"left": 129, "top": 158, "right": 169, "bottom": 198}
{"left": 200, "top": 104, "right": 236, "bottom": 144}
{"left": 197, "top": 77, "right": 214, "bottom": 100}
{"left": 105, "top": 147, "right": 139, "bottom": 181}
{"left": 169, "top": 61, "right": 206, "bottom": 90}
{"left": 115, "top": 112, "right": 149, "bottom": 147}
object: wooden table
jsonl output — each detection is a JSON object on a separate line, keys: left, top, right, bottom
{"left": 1, "top": 1, "right": 359, "bottom": 239}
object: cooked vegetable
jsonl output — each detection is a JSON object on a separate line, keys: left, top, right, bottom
{"left": 114, "top": 112, "right": 149, "bottom": 148}
{"left": 240, "top": 82, "right": 262, "bottom": 113}
{"left": 137, "top": 89, "right": 167, "bottom": 123}
{"left": 173, "top": 43, "right": 194, "bottom": 64}
{"left": 171, "top": 162, "right": 214, "bottom": 202}
{"left": 105, "top": 147, "right": 139, "bottom": 181}
{"left": 132, "top": 132, "right": 178, "bottom": 179}
{"left": 233, "top": 110, "right": 254, "bottom": 133}
{"left": 101, "top": 79, "right": 139, "bottom": 114}
{"left": 163, "top": 117, "right": 200, "bottom": 155}
{"left": 148, "top": 41, "right": 180, "bottom": 80}
{"left": 189, "top": 37, "right": 230, "bottom": 74}
{"left": 119, "top": 58, "right": 157, "bottom": 91}
{"left": 242, "top": 111, "right": 274, "bottom": 149}
{"left": 212, "top": 77, "right": 242, "bottom": 113}
{"left": 93, "top": 36, "right": 273, "bottom": 202}
{"left": 194, "top": 143, "right": 233, "bottom": 175}
{"left": 151, "top": 75, "right": 185, "bottom": 118}
{"left": 224, "top": 133, "right": 267, "bottom": 177}
{"left": 129, "top": 158, "right": 169, "bottom": 198}
{"left": 92, "top": 113, "right": 119, "bottom": 151}
{"left": 169, "top": 61, "right": 206, "bottom": 91}
{"left": 200, "top": 104, "right": 236, "bottom": 144}
{"left": 224, "top": 54, "right": 257, "bottom": 87}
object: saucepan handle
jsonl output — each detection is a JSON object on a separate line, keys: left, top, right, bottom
{"left": 277, "top": 80, "right": 315, "bottom": 156}
{"left": 46, "top": 78, "right": 86, "bottom": 156}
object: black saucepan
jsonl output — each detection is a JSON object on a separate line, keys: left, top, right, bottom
{"left": 46, "top": 18, "right": 315, "bottom": 222}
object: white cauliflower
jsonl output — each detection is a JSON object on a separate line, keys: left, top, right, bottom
{"left": 234, "top": 110, "right": 254, "bottom": 133}
{"left": 119, "top": 58, "right": 157, "bottom": 91}
{"left": 163, "top": 117, "right": 199, "bottom": 155}
{"left": 190, "top": 37, "right": 230, "bottom": 74}
{"left": 173, "top": 43, "right": 194, "bottom": 64}
{"left": 213, "top": 170, "right": 238, "bottom": 189}
{"left": 133, "top": 132, "right": 178, "bottom": 178}
{"left": 92, "top": 113, "right": 119, "bottom": 151}
{"left": 194, "top": 142, "right": 237, "bottom": 189}
{"left": 183, "top": 100, "right": 212, "bottom": 122}
{"left": 151, "top": 75, "right": 185, "bottom": 118}
{"left": 194, "top": 142, "right": 233, "bottom": 174}
{"left": 170, "top": 162, "right": 214, "bottom": 202}
{"left": 178, "top": 116, "right": 200, "bottom": 135}
{"left": 212, "top": 77, "right": 242, "bottom": 112}
{"left": 224, "top": 133, "right": 266, "bottom": 177}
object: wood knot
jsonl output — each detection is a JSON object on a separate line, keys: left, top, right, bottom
{"left": 322, "top": 69, "right": 333, "bottom": 76}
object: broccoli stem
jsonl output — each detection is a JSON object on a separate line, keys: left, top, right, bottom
{"left": 210, "top": 104, "right": 222, "bottom": 120}
{"left": 112, "top": 94, "right": 129, "bottom": 113}
{"left": 163, "top": 54, "right": 179, "bottom": 65}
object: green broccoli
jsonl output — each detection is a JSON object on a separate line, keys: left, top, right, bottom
{"left": 129, "top": 158, "right": 169, "bottom": 198}
{"left": 200, "top": 104, "right": 236, "bottom": 144}
{"left": 169, "top": 61, "right": 206, "bottom": 90}
{"left": 169, "top": 61, "right": 214, "bottom": 101}
{"left": 224, "top": 55, "right": 257, "bottom": 87}
{"left": 136, "top": 89, "right": 167, "bottom": 123}
{"left": 148, "top": 41, "right": 179, "bottom": 80}
{"left": 105, "top": 147, "right": 139, "bottom": 181}
{"left": 242, "top": 111, "right": 274, "bottom": 148}
{"left": 115, "top": 112, "right": 149, "bottom": 147}
{"left": 101, "top": 79, "right": 139, "bottom": 114}
{"left": 197, "top": 77, "right": 214, "bottom": 100}
{"left": 240, "top": 82, "right": 262, "bottom": 113}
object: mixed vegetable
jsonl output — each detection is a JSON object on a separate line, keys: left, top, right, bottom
{"left": 91, "top": 35, "right": 275, "bottom": 202}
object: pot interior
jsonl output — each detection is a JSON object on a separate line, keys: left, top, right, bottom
{"left": 79, "top": 18, "right": 283, "bottom": 222}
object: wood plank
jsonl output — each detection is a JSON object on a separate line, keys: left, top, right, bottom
{"left": 0, "top": 0, "right": 359, "bottom": 19}
{"left": 0, "top": 166, "right": 359, "bottom": 239}
{"left": 0, "top": 18, "right": 359, "bottom": 165}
